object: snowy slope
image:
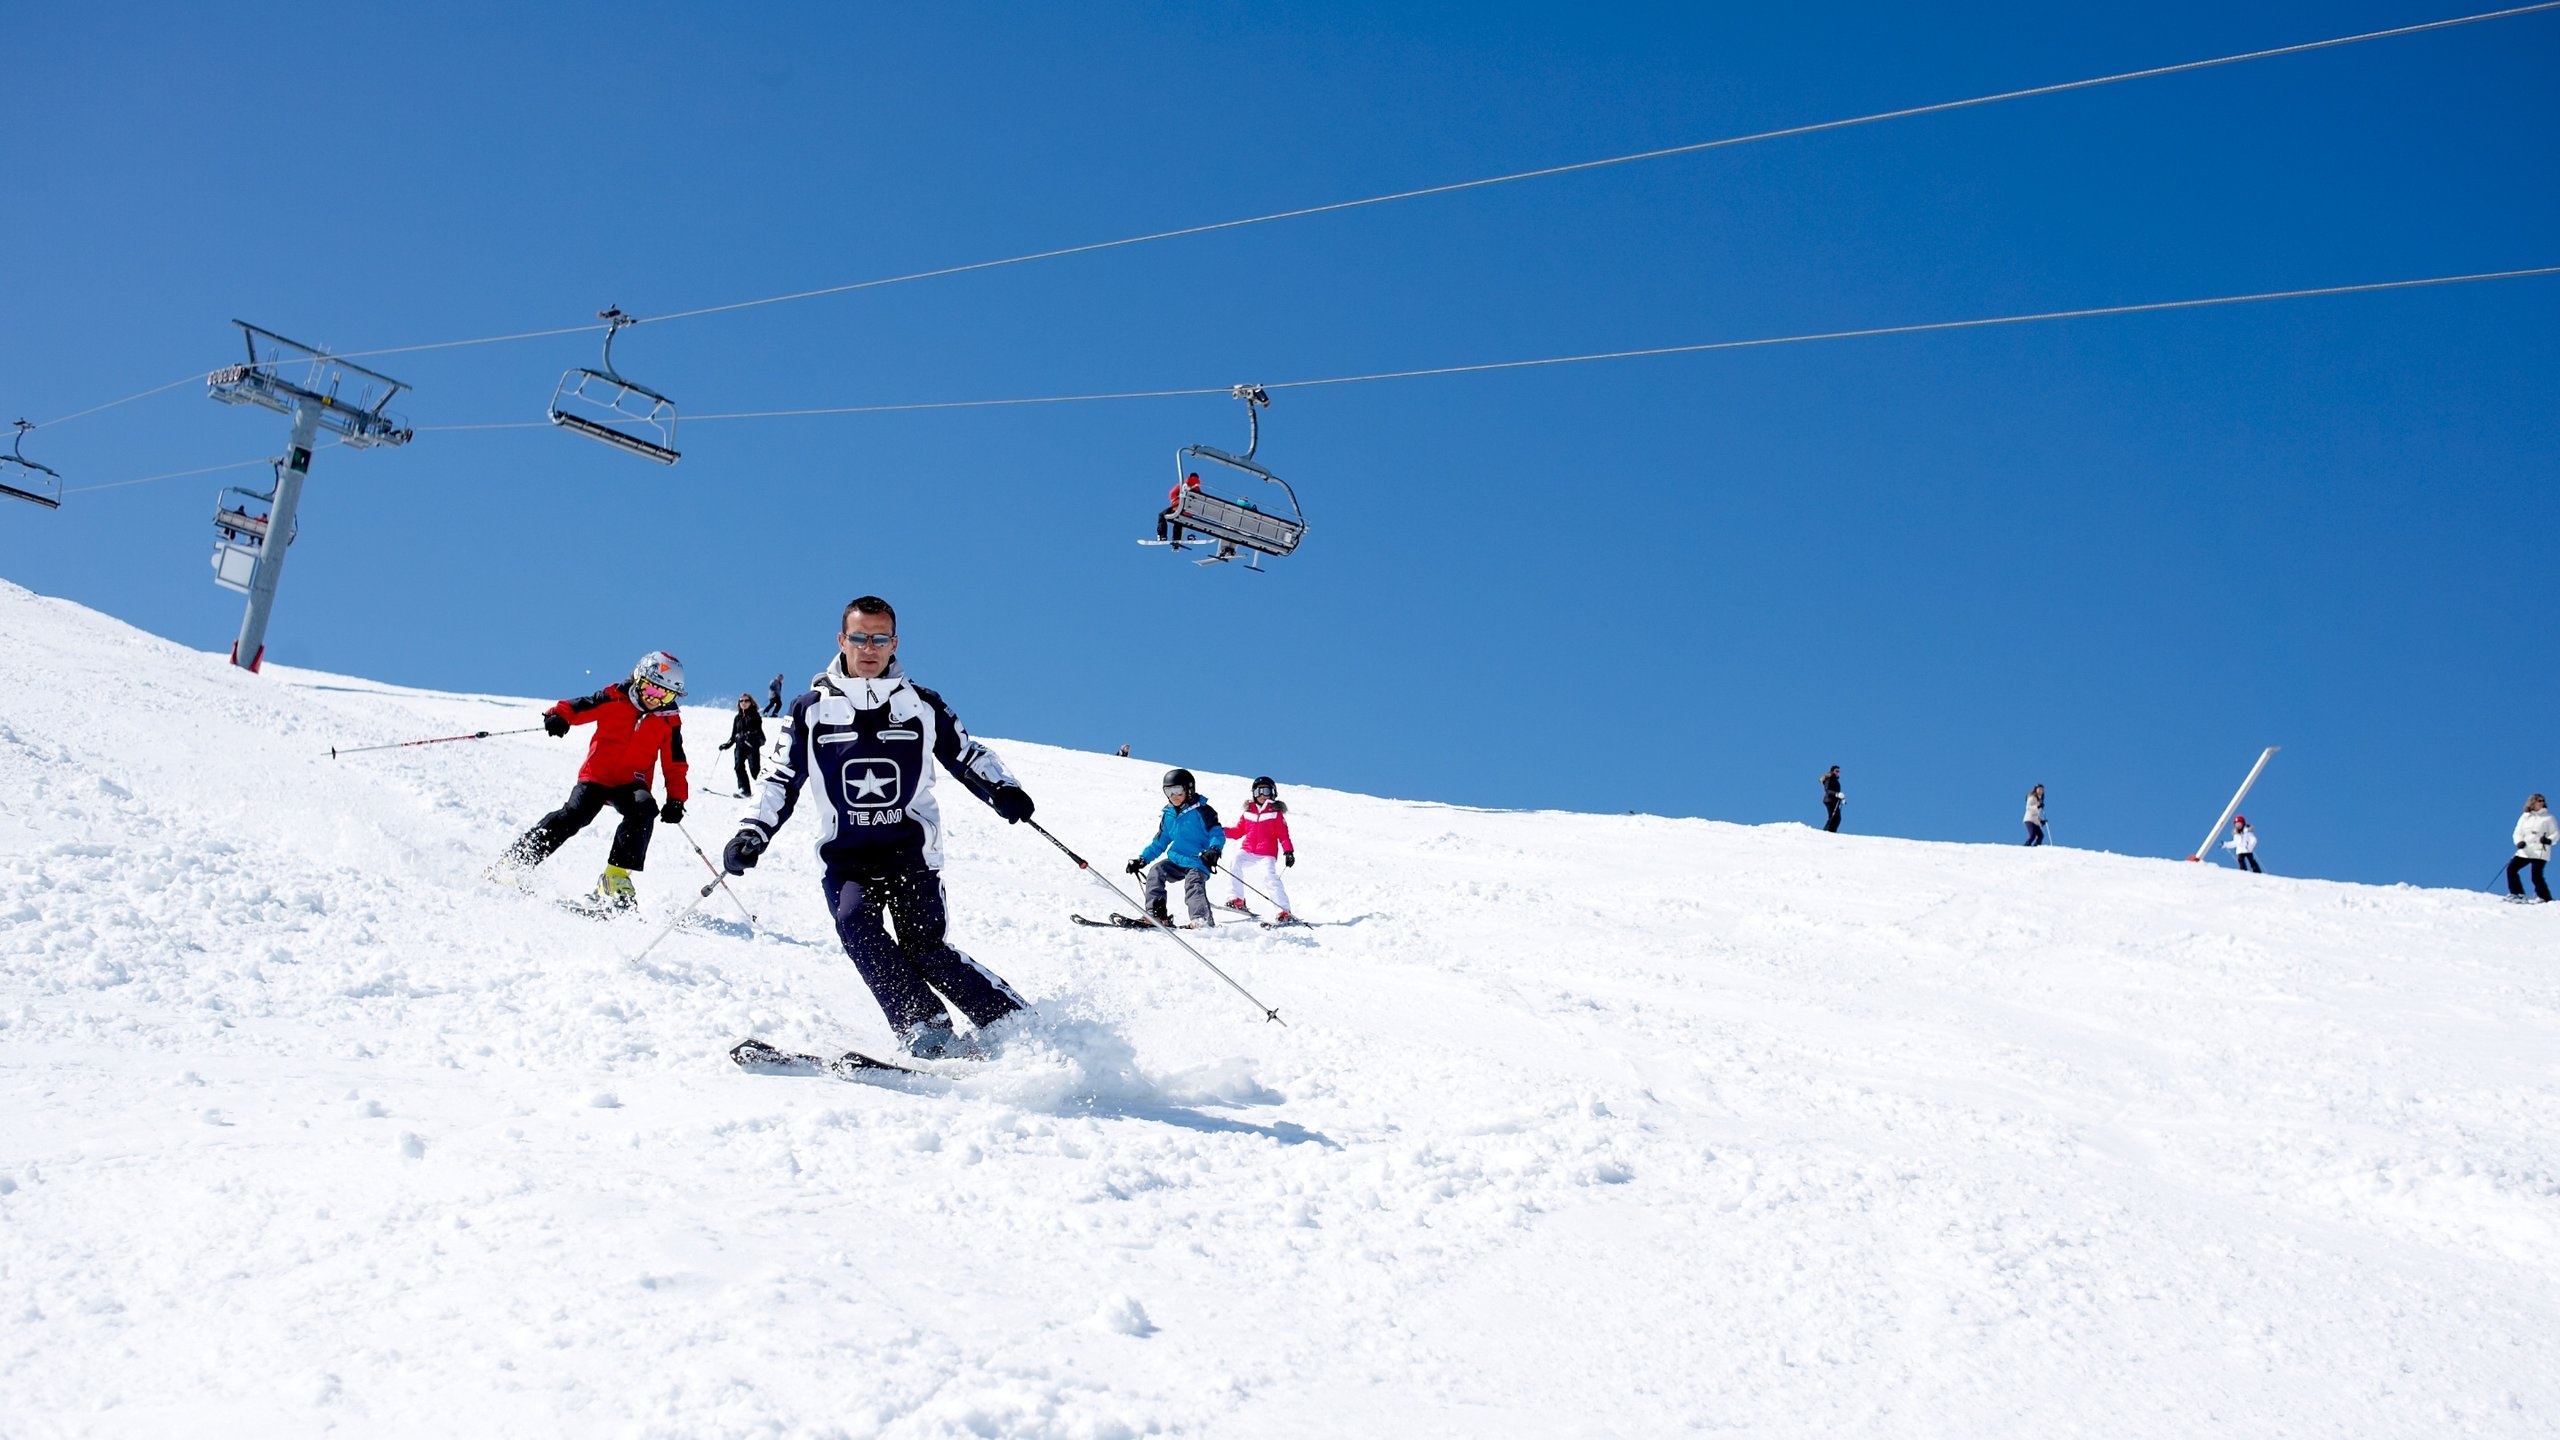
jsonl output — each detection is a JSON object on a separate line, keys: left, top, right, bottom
{"left": 2, "top": 576, "right": 2556, "bottom": 1438}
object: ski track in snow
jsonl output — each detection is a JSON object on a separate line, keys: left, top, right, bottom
{"left": 1, "top": 577, "right": 2556, "bottom": 1436}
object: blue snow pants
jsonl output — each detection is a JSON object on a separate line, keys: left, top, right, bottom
{"left": 821, "top": 862, "right": 1024, "bottom": 1038}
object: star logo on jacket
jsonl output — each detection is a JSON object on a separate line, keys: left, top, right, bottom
{"left": 841, "top": 758, "right": 904, "bottom": 809}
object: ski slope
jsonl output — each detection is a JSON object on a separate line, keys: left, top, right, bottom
{"left": 2, "top": 577, "right": 2555, "bottom": 1438}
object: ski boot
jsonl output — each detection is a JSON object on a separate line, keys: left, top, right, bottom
{"left": 1274, "top": 910, "right": 1295, "bottom": 925}
{"left": 903, "top": 1015, "right": 968, "bottom": 1060}
{"left": 593, "top": 865, "right": 639, "bottom": 913}
{"left": 1223, "top": 897, "right": 1252, "bottom": 914}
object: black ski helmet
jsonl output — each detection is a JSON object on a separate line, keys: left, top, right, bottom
{"left": 1251, "top": 775, "right": 1277, "bottom": 795}
{"left": 1162, "top": 768, "right": 1197, "bottom": 793}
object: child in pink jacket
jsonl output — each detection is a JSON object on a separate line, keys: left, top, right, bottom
{"left": 1221, "top": 775, "right": 1297, "bottom": 922}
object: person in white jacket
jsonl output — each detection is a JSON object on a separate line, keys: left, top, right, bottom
{"left": 2222, "top": 815, "right": 2262, "bottom": 873}
{"left": 2022, "top": 785, "right": 2047, "bottom": 847}
{"left": 2509, "top": 794, "right": 2555, "bottom": 903}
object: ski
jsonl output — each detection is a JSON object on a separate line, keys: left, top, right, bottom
{"left": 729, "top": 1037, "right": 930, "bottom": 1078}
{"left": 1072, "top": 912, "right": 1160, "bottom": 930}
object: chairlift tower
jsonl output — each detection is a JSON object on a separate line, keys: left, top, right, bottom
{"left": 205, "top": 322, "right": 414, "bottom": 672}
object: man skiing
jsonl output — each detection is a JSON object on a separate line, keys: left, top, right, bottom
{"left": 720, "top": 596, "right": 1039, "bottom": 1058}
{"left": 1127, "top": 769, "right": 1224, "bottom": 927}
{"left": 2510, "top": 793, "right": 2555, "bottom": 903}
{"left": 498, "top": 650, "right": 690, "bottom": 910}
{"left": 719, "top": 693, "right": 768, "bottom": 797}
{"left": 765, "top": 672, "right": 786, "bottom": 717}
{"left": 1821, "top": 766, "right": 1843, "bottom": 833}
{"left": 1220, "top": 776, "right": 1297, "bottom": 922}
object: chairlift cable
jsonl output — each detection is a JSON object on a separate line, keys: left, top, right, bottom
{"left": 400, "top": 263, "right": 2557, "bottom": 432}
{"left": 59, "top": 445, "right": 345, "bottom": 498}
{"left": 21, "top": 2, "right": 2555, "bottom": 438}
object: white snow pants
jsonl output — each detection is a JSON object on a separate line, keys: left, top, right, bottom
{"left": 1225, "top": 851, "right": 1292, "bottom": 914}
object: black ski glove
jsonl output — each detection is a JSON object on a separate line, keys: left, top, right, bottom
{"left": 724, "top": 829, "right": 769, "bottom": 875}
{"left": 542, "top": 712, "right": 570, "bottom": 738}
{"left": 717, "top": 739, "right": 733, "bottom": 751}
{"left": 988, "top": 784, "right": 1035, "bottom": 824}
{"left": 1199, "top": 852, "right": 1220, "bottom": 874}
{"left": 660, "top": 799, "right": 685, "bottom": 824}
{"left": 1284, "top": 851, "right": 1295, "bottom": 868}
{"left": 1125, "top": 858, "right": 1147, "bottom": 876}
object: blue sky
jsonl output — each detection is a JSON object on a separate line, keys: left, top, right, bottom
{"left": 3, "top": 1, "right": 2554, "bottom": 889}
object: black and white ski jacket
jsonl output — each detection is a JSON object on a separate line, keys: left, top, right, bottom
{"left": 742, "top": 656, "right": 1019, "bottom": 872}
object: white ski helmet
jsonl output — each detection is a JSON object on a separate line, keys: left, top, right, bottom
{"left": 631, "top": 650, "right": 686, "bottom": 705}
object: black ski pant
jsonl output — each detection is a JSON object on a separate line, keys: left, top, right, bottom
{"left": 2237, "top": 852, "right": 2263, "bottom": 874}
{"left": 732, "top": 744, "right": 761, "bottom": 794}
{"left": 508, "top": 781, "right": 655, "bottom": 871}
{"left": 2509, "top": 856, "right": 2550, "bottom": 901}
{"left": 822, "top": 861, "right": 1024, "bottom": 1038}
{"left": 1823, "top": 801, "right": 1841, "bottom": 834}
{"left": 2024, "top": 822, "right": 2044, "bottom": 847}
{"left": 764, "top": 691, "right": 783, "bottom": 717}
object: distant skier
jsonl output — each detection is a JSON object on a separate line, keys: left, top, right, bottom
{"left": 1116, "top": 744, "right": 1131, "bottom": 758}
{"left": 764, "top": 673, "right": 785, "bottom": 717}
{"left": 1157, "top": 472, "right": 1203, "bottom": 544}
{"left": 1821, "top": 766, "right": 1843, "bottom": 833}
{"left": 2023, "top": 784, "right": 2047, "bottom": 847}
{"left": 2510, "top": 794, "right": 2555, "bottom": 903}
{"left": 2222, "top": 815, "right": 2262, "bottom": 873}
{"left": 1127, "top": 768, "right": 1224, "bottom": 927}
{"left": 719, "top": 596, "right": 1039, "bottom": 1058}
{"left": 718, "top": 693, "right": 767, "bottom": 798}
{"left": 1219, "top": 776, "right": 1297, "bottom": 923}
{"left": 497, "top": 651, "right": 690, "bottom": 911}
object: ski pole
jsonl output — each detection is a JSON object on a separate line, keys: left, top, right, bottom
{"left": 629, "top": 877, "right": 723, "bottom": 967}
{"left": 1224, "top": 865, "right": 1285, "bottom": 914}
{"left": 328, "top": 725, "right": 545, "bottom": 759}
{"left": 671, "top": 818, "right": 757, "bottom": 930}
{"left": 1024, "top": 819, "right": 1284, "bottom": 1025}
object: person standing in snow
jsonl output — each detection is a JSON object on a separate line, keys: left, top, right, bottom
{"left": 2222, "top": 815, "right": 2262, "bottom": 873}
{"left": 764, "top": 673, "right": 785, "bottom": 717}
{"left": 1127, "top": 769, "right": 1225, "bottom": 927}
{"left": 2023, "top": 784, "right": 2047, "bottom": 847}
{"left": 719, "top": 596, "right": 1039, "bottom": 1059}
{"left": 718, "top": 693, "right": 767, "bottom": 798}
{"left": 1219, "top": 776, "right": 1297, "bottom": 923}
{"left": 498, "top": 651, "right": 690, "bottom": 910}
{"left": 1821, "top": 766, "right": 1843, "bottom": 833}
{"left": 2509, "top": 794, "right": 2556, "bottom": 903}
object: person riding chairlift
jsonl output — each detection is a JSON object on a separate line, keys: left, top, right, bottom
{"left": 1156, "top": 472, "right": 1238, "bottom": 561}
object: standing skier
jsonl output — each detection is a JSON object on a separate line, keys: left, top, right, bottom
{"left": 765, "top": 673, "right": 786, "bottom": 717}
{"left": 497, "top": 651, "right": 690, "bottom": 910}
{"left": 1127, "top": 769, "right": 1225, "bottom": 927}
{"left": 2510, "top": 794, "right": 2556, "bottom": 903}
{"left": 719, "top": 596, "right": 1039, "bottom": 1058}
{"left": 1219, "top": 776, "right": 1297, "bottom": 923}
{"left": 2023, "top": 784, "right": 2047, "bottom": 847}
{"left": 718, "top": 693, "right": 767, "bottom": 798}
{"left": 1821, "top": 766, "right": 1843, "bottom": 833}
{"left": 2223, "top": 815, "right": 2263, "bottom": 873}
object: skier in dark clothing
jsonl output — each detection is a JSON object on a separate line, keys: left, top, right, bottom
{"left": 764, "top": 673, "right": 785, "bottom": 717}
{"left": 721, "top": 596, "right": 1039, "bottom": 1058}
{"left": 497, "top": 651, "right": 690, "bottom": 910}
{"left": 718, "top": 693, "right": 767, "bottom": 797}
{"left": 1821, "top": 766, "right": 1843, "bottom": 833}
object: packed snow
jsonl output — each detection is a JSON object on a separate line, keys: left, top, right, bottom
{"left": 2, "top": 577, "right": 2555, "bottom": 1437}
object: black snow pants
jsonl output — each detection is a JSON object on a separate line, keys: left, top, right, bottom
{"left": 733, "top": 744, "right": 761, "bottom": 795}
{"left": 2509, "top": 856, "right": 2551, "bottom": 901}
{"left": 508, "top": 781, "right": 656, "bottom": 871}
{"left": 1823, "top": 800, "right": 1841, "bottom": 834}
{"left": 822, "top": 859, "right": 1025, "bottom": 1039}
{"left": 2237, "top": 852, "right": 2263, "bottom": 874}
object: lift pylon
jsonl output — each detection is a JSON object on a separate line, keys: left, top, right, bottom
{"left": 205, "top": 322, "right": 413, "bottom": 671}
{"left": 1, "top": 420, "right": 63, "bottom": 510}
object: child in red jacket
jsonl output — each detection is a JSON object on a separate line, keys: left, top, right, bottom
{"left": 497, "top": 650, "right": 690, "bottom": 910}
{"left": 1220, "top": 775, "right": 1297, "bottom": 922}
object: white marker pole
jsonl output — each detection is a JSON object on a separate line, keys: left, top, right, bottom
{"left": 2190, "top": 746, "right": 2279, "bottom": 862}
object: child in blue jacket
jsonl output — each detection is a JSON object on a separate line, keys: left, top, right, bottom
{"left": 1125, "top": 767, "right": 1225, "bottom": 926}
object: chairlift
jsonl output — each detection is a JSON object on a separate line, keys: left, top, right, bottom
{"left": 1142, "top": 385, "right": 1305, "bottom": 571}
{"left": 1, "top": 420, "right": 63, "bottom": 510}
{"left": 548, "top": 307, "right": 680, "bottom": 465}
{"left": 210, "top": 476, "right": 295, "bottom": 594}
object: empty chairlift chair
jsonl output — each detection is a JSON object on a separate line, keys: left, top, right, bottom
{"left": 548, "top": 307, "right": 680, "bottom": 465}
{"left": 1147, "top": 385, "right": 1306, "bottom": 571}
{"left": 0, "top": 421, "right": 62, "bottom": 510}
